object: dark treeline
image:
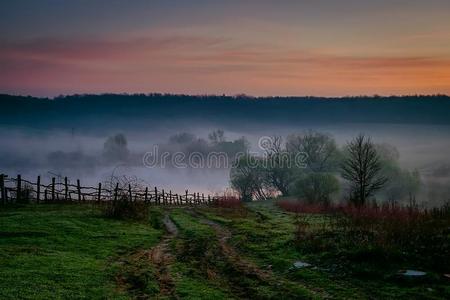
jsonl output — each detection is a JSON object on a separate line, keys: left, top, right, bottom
{"left": 1, "top": 94, "right": 450, "bottom": 131}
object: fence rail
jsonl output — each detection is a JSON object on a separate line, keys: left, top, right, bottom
{"left": 0, "top": 174, "right": 223, "bottom": 206}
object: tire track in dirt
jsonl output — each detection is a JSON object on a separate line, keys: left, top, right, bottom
{"left": 197, "top": 213, "right": 272, "bottom": 282}
{"left": 115, "top": 214, "right": 179, "bottom": 299}
{"left": 188, "top": 209, "right": 329, "bottom": 299}
{"left": 149, "top": 214, "right": 179, "bottom": 299}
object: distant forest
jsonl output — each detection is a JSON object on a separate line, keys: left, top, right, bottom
{"left": 1, "top": 94, "right": 450, "bottom": 131}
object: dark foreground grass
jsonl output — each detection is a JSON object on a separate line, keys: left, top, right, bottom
{"left": 201, "top": 200, "right": 450, "bottom": 299}
{"left": 0, "top": 204, "right": 162, "bottom": 299}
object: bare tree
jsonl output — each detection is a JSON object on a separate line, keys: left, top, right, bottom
{"left": 341, "top": 134, "right": 387, "bottom": 206}
{"left": 208, "top": 129, "right": 225, "bottom": 145}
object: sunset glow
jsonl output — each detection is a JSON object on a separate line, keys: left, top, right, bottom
{"left": 1, "top": 0, "right": 450, "bottom": 96}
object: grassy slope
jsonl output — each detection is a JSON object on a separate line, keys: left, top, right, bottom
{"left": 170, "top": 208, "right": 317, "bottom": 299}
{"left": 200, "top": 200, "right": 449, "bottom": 299}
{"left": 1, "top": 203, "right": 448, "bottom": 299}
{"left": 0, "top": 204, "right": 162, "bottom": 299}
{"left": 169, "top": 209, "right": 236, "bottom": 299}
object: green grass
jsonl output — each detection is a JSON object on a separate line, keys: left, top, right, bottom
{"left": 1, "top": 203, "right": 448, "bottom": 299}
{"left": 171, "top": 208, "right": 316, "bottom": 299}
{"left": 0, "top": 204, "right": 162, "bottom": 299}
{"left": 202, "top": 200, "right": 449, "bottom": 299}
{"left": 169, "top": 209, "right": 235, "bottom": 299}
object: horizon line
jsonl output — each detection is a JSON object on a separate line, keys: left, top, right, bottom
{"left": 2, "top": 92, "right": 450, "bottom": 100}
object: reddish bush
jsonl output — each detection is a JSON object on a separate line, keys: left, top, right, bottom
{"left": 213, "top": 196, "right": 242, "bottom": 209}
{"left": 276, "top": 200, "right": 329, "bottom": 214}
{"left": 278, "top": 199, "right": 450, "bottom": 271}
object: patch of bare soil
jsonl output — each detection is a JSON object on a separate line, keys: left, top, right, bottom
{"left": 150, "top": 215, "right": 178, "bottom": 299}
{"left": 115, "top": 214, "right": 179, "bottom": 299}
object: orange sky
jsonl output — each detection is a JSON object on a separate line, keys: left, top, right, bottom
{"left": 1, "top": 1, "right": 450, "bottom": 96}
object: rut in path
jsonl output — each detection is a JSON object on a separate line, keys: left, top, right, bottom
{"left": 149, "top": 214, "right": 179, "bottom": 299}
{"left": 115, "top": 214, "right": 179, "bottom": 299}
{"left": 190, "top": 209, "right": 330, "bottom": 299}
{"left": 196, "top": 213, "right": 272, "bottom": 282}
{"left": 188, "top": 210, "right": 278, "bottom": 283}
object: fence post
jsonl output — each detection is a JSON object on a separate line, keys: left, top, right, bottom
{"left": 154, "top": 187, "right": 158, "bottom": 205}
{"left": 144, "top": 187, "right": 148, "bottom": 203}
{"left": 0, "top": 174, "right": 5, "bottom": 204}
{"left": 16, "top": 174, "right": 22, "bottom": 202}
{"left": 208, "top": 195, "right": 211, "bottom": 205}
{"left": 77, "top": 179, "right": 81, "bottom": 202}
{"left": 97, "top": 182, "right": 102, "bottom": 203}
{"left": 128, "top": 184, "right": 132, "bottom": 202}
{"left": 161, "top": 189, "right": 165, "bottom": 205}
{"left": 114, "top": 183, "right": 119, "bottom": 202}
{"left": 51, "top": 177, "right": 55, "bottom": 202}
{"left": 169, "top": 190, "right": 172, "bottom": 205}
{"left": 185, "top": 190, "right": 188, "bottom": 205}
{"left": 44, "top": 189, "right": 48, "bottom": 202}
{"left": 64, "top": 177, "right": 68, "bottom": 202}
{"left": 36, "top": 176, "right": 41, "bottom": 204}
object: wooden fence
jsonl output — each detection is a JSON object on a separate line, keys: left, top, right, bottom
{"left": 0, "top": 174, "right": 222, "bottom": 206}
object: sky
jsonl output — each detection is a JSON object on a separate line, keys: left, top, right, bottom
{"left": 1, "top": 0, "right": 450, "bottom": 97}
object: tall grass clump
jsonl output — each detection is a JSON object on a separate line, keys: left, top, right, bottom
{"left": 277, "top": 200, "right": 450, "bottom": 272}
{"left": 213, "top": 195, "right": 242, "bottom": 209}
{"left": 102, "top": 194, "right": 149, "bottom": 221}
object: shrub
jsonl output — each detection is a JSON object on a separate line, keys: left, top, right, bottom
{"left": 102, "top": 195, "right": 149, "bottom": 221}
{"left": 149, "top": 208, "right": 164, "bottom": 229}
{"left": 213, "top": 196, "right": 242, "bottom": 209}
{"left": 16, "top": 183, "right": 34, "bottom": 204}
{"left": 277, "top": 200, "right": 450, "bottom": 272}
{"left": 276, "top": 200, "right": 329, "bottom": 214}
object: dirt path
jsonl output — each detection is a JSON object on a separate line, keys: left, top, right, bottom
{"left": 196, "top": 213, "right": 272, "bottom": 282}
{"left": 115, "top": 214, "right": 179, "bottom": 299}
{"left": 189, "top": 209, "right": 330, "bottom": 299}
{"left": 149, "top": 214, "right": 178, "bottom": 299}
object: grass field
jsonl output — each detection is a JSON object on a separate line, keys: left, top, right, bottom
{"left": 0, "top": 202, "right": 448, "bottom": 299}
{"left": 0, "top": 204, "right": 162, "bottom": 299}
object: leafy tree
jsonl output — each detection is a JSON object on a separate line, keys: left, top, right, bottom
{"left": 286, "top": 130, "right": 339, "bottom": 172}
{"left": 103, "top": 133, "right": 130, "bottom": 162}
{"left": 291, "top": 172, "right": 339, "bottom": 205}
{"left": 375, "top": 143, "right": 421, "bottom": 204}
{"left": 341, "top": 134, "right": 387, "bottom": 206}
{"left": 168, "top": 132, "right": 196, "bottom": 144}
{"left": 230, "top": 155, "right": 269, "bottom": 201}
{"left": 212, "top": 136, "right": 250, "bottom": 157}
